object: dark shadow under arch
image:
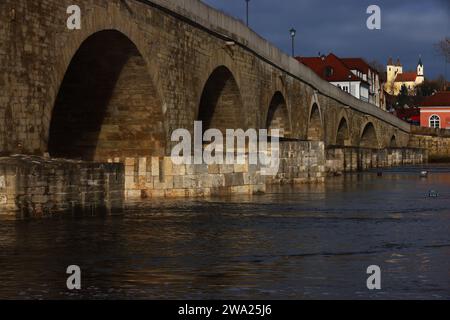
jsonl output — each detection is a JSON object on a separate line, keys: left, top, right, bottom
{"left": 48, "top": 30, "right": 165, "bottom": 161}
{"left": 307, "top": 103, "right": 323, "bottom": 141}
{"left": 197, "top": 66, "right": 244, "bottom": 132}
{"left": 266, "top": 91, "right": 290, "bottom": 137}
{"left": 390, "top": 135, "right": 397, "bottom": 148}
{"left": 360, "top": 122, "right": 379, "bottom": 148}
{"left": 336, "top": 117, "right": 350, "bottom": 146}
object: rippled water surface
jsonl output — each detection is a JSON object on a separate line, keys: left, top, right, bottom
{"left": 1, "top": 166, "right": 450, "bottom": 299}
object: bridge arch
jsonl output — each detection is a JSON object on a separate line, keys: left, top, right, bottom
{"left": 359, "top": 122, "right": 379, "bottom": 148}
{"left": 307, "top": 101, "right": 324, "bottom": 141}
{"left": 48, "top": 30, "right": 166, "bottom": 160}
{"left": 266, "top": 91, "right": 291, "bottom": 137}
{"left": 197, "top": 66, "right": 244, "bottom": 132}
{"left": 389, "top": 135, "right": 397, "bottom": 148}
{"left": 336, "top": 116, "right": 351, "bottom": 146}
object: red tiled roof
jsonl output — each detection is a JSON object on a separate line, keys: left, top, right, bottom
{"left": 296, "top": 54, "right": 362, "bottom": 82}
{"left": 394, "top": 72, "right": 417, "bottom": 82}
{"left": 395, "top": 107, "right": 420, "bottom": 117}
{"left": 341, "top": 58, "right": 372, "bottom": 74}
{"left": 420, "top": 91, "right": 450, "bottom": 107}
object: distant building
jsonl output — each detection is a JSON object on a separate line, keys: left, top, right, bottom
{"left": 340, "top": 58, "right": 385, "bottom": 109}
{"left": 385, "top": 57, "right": 425, "bottom": 95}
{"left": 296, "top": 54, "right": 385, "bottom": 109}
{"left": 419, "top": 91, "right": 450, "bottom": 129}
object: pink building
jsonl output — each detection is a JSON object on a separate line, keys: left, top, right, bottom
{"left": 419, "top": 91, "right": 450, "bottom": 129}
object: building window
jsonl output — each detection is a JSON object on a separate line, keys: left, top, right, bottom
{"left": 429, "top": 115, "right": 440, "bottom": 128}
{"left": 324, "top": 66, "right": 334, "bottom": 77}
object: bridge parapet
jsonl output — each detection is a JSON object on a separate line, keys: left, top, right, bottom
{"left": 410, "top": 125, "right": 450, "bottom": 137}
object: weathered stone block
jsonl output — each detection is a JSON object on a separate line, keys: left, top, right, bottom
{"left": 220, "top": 164, "right": 234, "bottom": 174}
{"left": 138, "top": 157, "right": 147, "bottom": 176}
{"left": 224, "top": 173, "right": 244, "bottom": 186}
{"left": 230, "top": 185, "right": 251, "bottom": 194}
{"left": 185, "top": 164, "right": 195, "bottom": 175}
{"left": 165, "top": 188, "right": 187, "bottom": 197}
{"left": 207, "top": 164, "right": 220, "bottom": 174}
{"left": 153, "top": 175, "right": 174, "bottom": 190}
{"left": 126, "top": 189, "right": 142, "bottom": 199}
{"left": 162, "top": 157, "right": 174, "bottom": 176}
{"left": 234, "top": 163, "right": 247, "bottom": 173}
{"left": 172, "top": 164, "right": 186, "bottom": 176}
{"left": 125, "top": 158, "right": 135, "bottom": 166}
{"left": 193, "top": 163, "right": 208, "bottom": 174}
{"left": 0, "top": 175, "right": 5, "bottom": 189}
{"left": 174, "top": 175, "right": 198, "bottom": 189}
{"left": 151, "top": 157, "right": 160, "bottom": 177}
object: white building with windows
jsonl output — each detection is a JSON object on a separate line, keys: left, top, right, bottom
{"left": 341, "top": 58, "right": 385, "bottom": 109}
{"left": 333, "top": 80, "right": 369, "bottom": 102}
{"left": 297, "top": 54, "right": 384, "bottom": 109}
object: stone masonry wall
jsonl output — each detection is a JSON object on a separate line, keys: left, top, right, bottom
{"left": 119, "top": 157, "right": 265, "bottom": 199}
{"left": 326, "top": 147, "right": 427, "bottom": 175}
{"left": 266, "top": 141, "right": 326, "bottom": 184}
{"left": 0, "top": 155, "right": 124, "bottom": 217}
{"left": 409, "top": 126, "right": 450, "bottom": 162}
{"left": 112, "top": 140, "right": 326, "bottom": 200}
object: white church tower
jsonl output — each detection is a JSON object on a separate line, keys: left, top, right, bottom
{"left": 416, "top": 56, "right": 424, "bottom": 85}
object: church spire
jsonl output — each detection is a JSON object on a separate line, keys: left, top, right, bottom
{"left": 417, "top": 55, "right": 424, "bottom": 77}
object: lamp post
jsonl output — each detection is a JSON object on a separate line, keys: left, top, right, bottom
{"left": 245, "top": 0, "right": 250, "bottom": 26}
{"left": 290, "top": 28, "right": 296, "bottom": 57}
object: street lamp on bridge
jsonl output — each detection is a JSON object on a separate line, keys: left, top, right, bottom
{"left": 245, "top": 0, "right": 250, "bottom": 26}
{"left": 290, "top": 28, "right": 297, "bottom": 57}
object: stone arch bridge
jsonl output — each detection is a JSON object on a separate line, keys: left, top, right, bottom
{"left": 1, "top": 0, "right": 413, "bottom": 156}
{"left": 0, "top": 0, "right": 436, "bottom": 215}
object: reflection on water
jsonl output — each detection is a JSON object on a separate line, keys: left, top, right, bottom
{"left": 1, "top": 165, "right": 450, "bottom": 299}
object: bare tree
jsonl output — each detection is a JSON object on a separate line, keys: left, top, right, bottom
{"left": 368, "top": 60, "right": 385, "bottom": 75}
{"left": 435, "top": 37, "right": 450, "bottom": 62}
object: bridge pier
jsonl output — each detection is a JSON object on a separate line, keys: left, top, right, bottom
{"left": 326, "top": 147, "right": 427, "bottom": 175}
{"left": 0, "top": 155, "right": 124, "bottom": 218}
{"left": 117, "top": 140, "right": 327, "bottom": 200}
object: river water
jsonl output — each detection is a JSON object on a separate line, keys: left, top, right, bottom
{"left": 0, "top": 165, "right": 449, "bottom": 300}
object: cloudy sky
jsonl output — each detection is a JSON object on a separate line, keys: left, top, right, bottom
{"left": 201, "top": 0, "right": 449, "bottom": 79}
